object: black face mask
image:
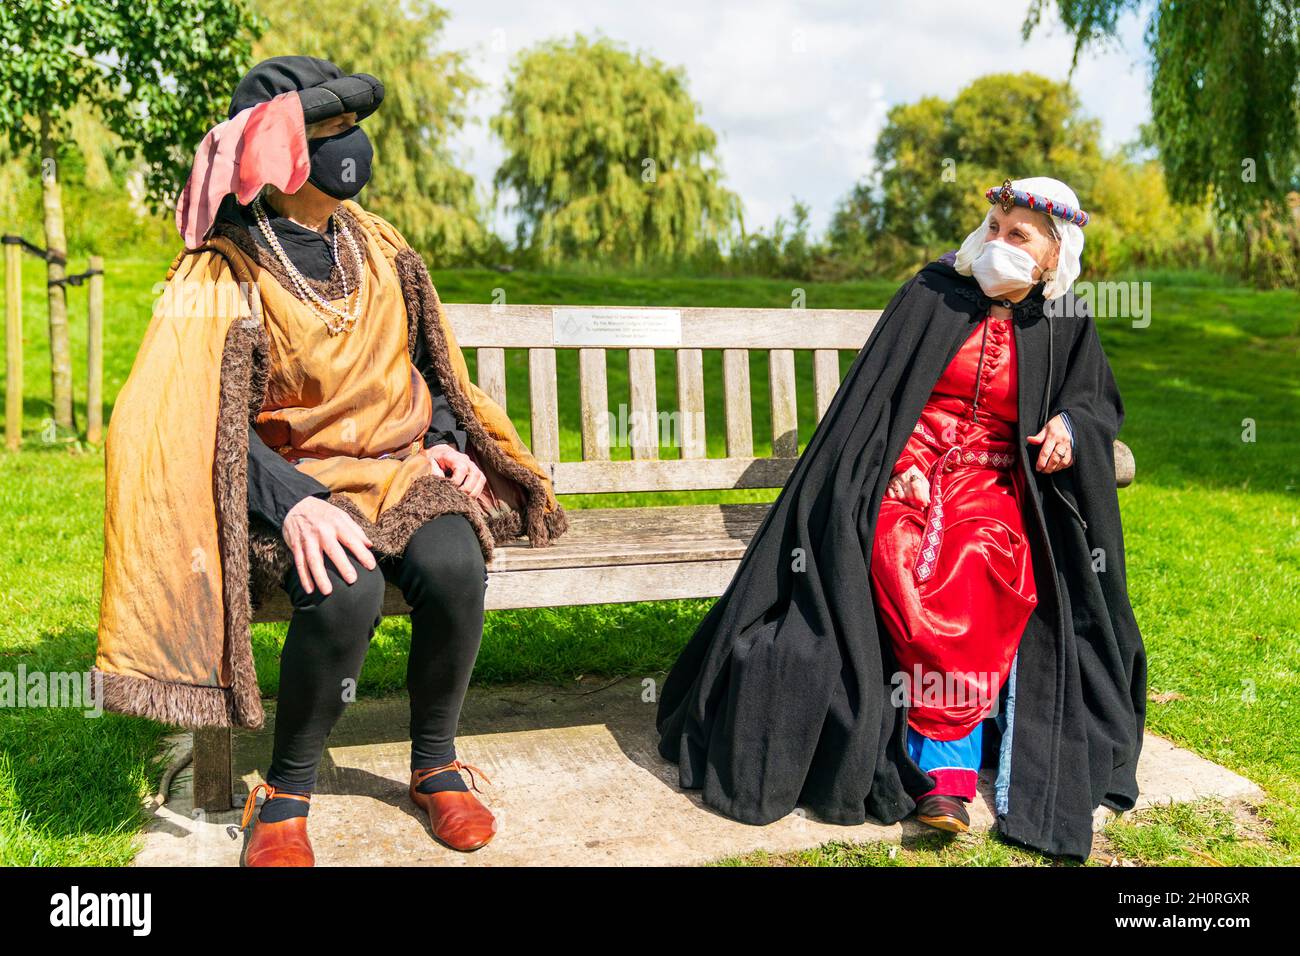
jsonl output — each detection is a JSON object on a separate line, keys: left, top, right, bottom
{"left": 307, "top": 125, "right": 373, "bottom": 200}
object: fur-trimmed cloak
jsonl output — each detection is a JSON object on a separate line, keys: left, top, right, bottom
{"left": 94, "top": 200, "right": 567, "bottom": 731}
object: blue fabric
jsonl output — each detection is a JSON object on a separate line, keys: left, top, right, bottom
{"left": 907, "top": 720, "right": 983, "bottom": 773}
{"left": 1058, "top": 409, "right": 1075, "bottom": 442}
{"left": 985, "top": 182, "right": 1090, "bottom": 227}
{"left": 995, "top": 650, "right": 1019, "bottom": 816}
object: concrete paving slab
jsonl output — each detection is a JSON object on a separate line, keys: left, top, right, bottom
{"left": 132, "top": 676, "right": 1265, "bottom": 867}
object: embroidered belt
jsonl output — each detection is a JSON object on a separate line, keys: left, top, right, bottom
{"left": 909, "top": 421, "right": 1016, "bottom": 584}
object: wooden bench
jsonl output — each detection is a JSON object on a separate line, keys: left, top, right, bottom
{"left": 192, "top": 302, "right": 1136, "bottom": 811}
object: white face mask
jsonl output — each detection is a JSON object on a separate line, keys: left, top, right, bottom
{"left": 971, "top": 240, "right": 1041, "bottom": 299}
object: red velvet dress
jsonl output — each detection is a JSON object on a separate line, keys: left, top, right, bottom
{"left": 870, "top": 314, "right": 1038, "bottom": 741}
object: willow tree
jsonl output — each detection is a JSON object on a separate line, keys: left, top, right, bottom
{"left": 254, "top": 0, "right": 484, "bottom": 263}
{"left": 1025, "top": 0, "right": 1300, "bottom": 229}
{"left": 0, "top": 0, "right": 263, "bottom": 435}
{"left": 492, "top": 35, "right": 741, "bottom": 265}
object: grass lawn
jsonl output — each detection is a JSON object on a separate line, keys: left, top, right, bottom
{"left": 0, "top": 257, "right": 1296, "bottom": 866}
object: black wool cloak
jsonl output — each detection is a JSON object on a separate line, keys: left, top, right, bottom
{"left": 655, "top": 258, "right": 1147, "bottom": 861}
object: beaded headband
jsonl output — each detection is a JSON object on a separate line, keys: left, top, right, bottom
{"left": 985, "top": 178, "right": 1089, "bottom": 227}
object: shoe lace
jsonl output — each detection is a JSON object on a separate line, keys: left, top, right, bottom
{"left": 235, "top": 782, "right": 312, "bottom": 835}
{"left": 413, "top": 759, "right": 492, "bottom": 794}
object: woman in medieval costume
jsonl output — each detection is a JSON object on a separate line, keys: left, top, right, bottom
{"left": 656, "top": 177, "right": 1146, "bottom": 861}
{"left": 94, "top": 56, "right": 567, "bottom": 867}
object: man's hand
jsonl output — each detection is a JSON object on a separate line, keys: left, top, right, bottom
{"left": 281, "top": 496, "right": 376, "bottom": 596}
{"left": 1027, "top": 414, "right": 1074, "bottom": 474}
{"left": 423, "top": 444, "right": 488, "bottom": 499}
{"left": 885, "top": 464, "right": 931, "bottom": 509}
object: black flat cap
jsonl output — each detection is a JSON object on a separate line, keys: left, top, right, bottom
{"left": 228, "top": 55, "right": 384, "bottom": 125}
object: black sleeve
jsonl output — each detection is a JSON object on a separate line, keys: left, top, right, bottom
{"left": 247, "top": 424, "right": 331, "bottom": 529}
{"left": 413, "top": 330, "right": 468, "bottom": 453}
{"left": 1053, "top": 308, "right": 1123, "bottom": 449}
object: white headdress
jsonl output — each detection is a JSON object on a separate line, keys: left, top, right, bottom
{"left": 953, "top": 176, "right": 1086, "bottom": 300}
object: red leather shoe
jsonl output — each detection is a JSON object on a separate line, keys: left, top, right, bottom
{"left": 408, "top": 760, "right": 497, "bottom": 852}
{"left": 235, "top": 783, "right": 315, "bottom": 867}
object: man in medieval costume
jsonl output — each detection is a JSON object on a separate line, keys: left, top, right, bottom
{"left": 656, "top": 177, "right": 1146, "bottom": 861}
{"left": 94, "top": 56, "right": 568, "bottom": 866}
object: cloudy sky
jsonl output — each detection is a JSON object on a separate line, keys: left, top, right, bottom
{"left": 436, "top": 0, "right": 1151, "bottom": 236}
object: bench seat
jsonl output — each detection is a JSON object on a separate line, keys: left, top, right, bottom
{"left": 250, "top": 503, "right": 772, "bottom": 620}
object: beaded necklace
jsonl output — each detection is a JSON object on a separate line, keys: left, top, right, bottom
{"left": 252, "top": 195, "right": 367, "bottom": 335}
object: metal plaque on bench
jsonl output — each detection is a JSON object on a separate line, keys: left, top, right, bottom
{"left": 552, "top": 307, "right": 682, "bottom": 347}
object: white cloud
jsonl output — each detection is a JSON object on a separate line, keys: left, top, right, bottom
{"left": 435, "top": 0, "right": 1151, "bottom": 237}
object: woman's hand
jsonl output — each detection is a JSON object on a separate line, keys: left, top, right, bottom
{"left": 281, "top": 496, "right": 376, "bottom": 596}
{"left": 424, "top": 444, "right": 488, "bottom": 499}
{"left": 1027, "top": 414, "right": 1073, "bottom": 473}
{"left": 885, "top": 465, "right": 931, "bottom": 509}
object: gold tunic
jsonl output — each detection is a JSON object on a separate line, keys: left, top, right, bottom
{"left": 226, "top": 205, "right": 436, "bottom": 524}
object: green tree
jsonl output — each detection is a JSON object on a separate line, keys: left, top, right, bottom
{"left": 729, "top": 199, "right": 818, "bottom": 279}
{"left": 0, "top": 0, "right": 264, "bottom": 435}
{"left": 491, "top": 35, "right": 741, "bottom": 265}
{"left": 1083, "top": 152, "right": 1215, "bottom": 274}
{"left": 1025, "top": 0, "right": 1300, "bottom": 231}
{"left": 254, "top": 0, "right": 484, "bottom": 263}
{"left": 865, "top": 73, "right": 1103, "bottom": 259}
{"left": 826, "top": 182, "right": 918, "bottom": 279}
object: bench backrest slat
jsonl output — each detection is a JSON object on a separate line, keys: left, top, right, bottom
{"left": 476, "top": 346, "right": 509, "bottom": 411}
{"left": 628, "top": 348, "right": 659, "bottom": 460}
{"left": 552, "top": 457, "right": 797, "bottom": 494}
{"left": 676, "top": 348, "right": 707, "bottom": 459}
{"left": 447, "top": 304, "right": 880, "bottom": 349}
{"left": 527, "top": 348, "right": 561, "bottom": 462}
{"left": 722, "top": 348, "right": 754, "bottom": 458}
{"left": 813, "top": 349, "right": 841, "bottom": 420}
{"left": 446, "top": 303, "right": 882, "bottom": 496}
{"left": 768, "top": 348, "right": 799, "bottom": 458}
{"left": 578, "top": 348, "right": 611, "bottom": 461}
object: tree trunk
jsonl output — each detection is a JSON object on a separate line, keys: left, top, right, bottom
{"left": 40, "top": 111, "right": 75, "bottom": 434}
{"left": 1242, "top": 219, "right": 1253, "bottom": 281}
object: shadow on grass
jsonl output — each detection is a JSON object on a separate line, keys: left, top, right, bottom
{"left": 0, "top": 627, "right": 172, "bottom": 864}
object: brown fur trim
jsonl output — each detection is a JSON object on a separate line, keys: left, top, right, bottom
{"left": 92, "top": 666, "right": 237, "bottom": 727}
{"left": 391, "top": 246, "right": 568, "bottom": 549}
{"left": 207, "top": 203, "right": 367, "bottom": 305}
{"left": 331, "top": 476, "right": 494, "bottom": 559}
{"left": 543, "top": 505, "right": 570, "bottom": 541}
{"left": 483, "top": 506, "right": 521, "bottom": 543}
{"left": 213, "top": 319, "right": 267, "bottom": 730}
{"left": 247, "top": 323, "right": 271, "bottom": 424}
{"left": 248, "top": 517, "right": 291, "bottom": 608}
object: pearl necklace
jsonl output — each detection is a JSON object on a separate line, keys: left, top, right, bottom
{"left": 252, "top": 196, "right": 367, "bottom": 335}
